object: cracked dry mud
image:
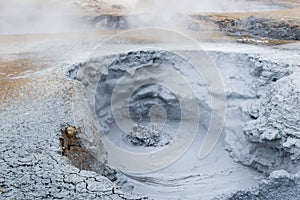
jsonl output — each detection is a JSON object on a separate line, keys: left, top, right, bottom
{"left": 0, "top": 73, "right": 142, "bottom": 199}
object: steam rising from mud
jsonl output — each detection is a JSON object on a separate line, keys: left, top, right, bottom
{"left": 105, "top": 0, "right": 291, "bottom": 29}
{"left": 0, "top": 0, "right": 83, "bottom": 34}
{"left": 108, "top": 0, "right": 231, "bottom": 28}
{"left": 0, "top": 0, "right": 291, "bottom": 34}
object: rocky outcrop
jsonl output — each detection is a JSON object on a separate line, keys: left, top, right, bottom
{"left": 243, "top": 71, "right": 300, "bottom": 173}
{"left": 225, "top": 55, "right": 300, "bottom": 173}
{"left": 92, "top": 14, "right": 128, "bottom": 30}
{"left": 217, "top": 16, "right": 300, "bottom": 40}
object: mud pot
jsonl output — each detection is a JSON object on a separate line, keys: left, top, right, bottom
{"left": 69, "top": 42, "right": 300, "bottom": 199}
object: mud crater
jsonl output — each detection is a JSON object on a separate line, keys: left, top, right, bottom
{"left": 69, "top": 49, "right": 299, "bottom": 199}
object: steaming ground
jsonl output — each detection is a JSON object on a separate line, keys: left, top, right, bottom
{"left": 0, "top": 0, "right": 296, "bottom": 34}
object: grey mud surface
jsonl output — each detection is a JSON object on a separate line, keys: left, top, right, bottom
{"left": 222, "top": 171, "right": 300, "bottom": 199}
{"left": 71, "top": 44, "right": 300, "bottom": 199}
{"left": 1, "top": 38, "right": 300, "bottom": 199}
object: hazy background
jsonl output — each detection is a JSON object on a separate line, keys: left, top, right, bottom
{"left": 0, "top": 0, "right": 289, "bottom": 34}
{"left": 0, "top": 0, "right": 84, "bottom": 34}
{"left": 102, "top": 0, "right": 289, "bottom": 28}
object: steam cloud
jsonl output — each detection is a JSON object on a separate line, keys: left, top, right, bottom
{"left": 105, "top": 0, "right": 285, "bottom": 29}
{"left": 0, "top": 0, "right": 84, "bottom": 34}
{"left": 0, "top": 0, "right": 287, "bottom": 34}
{"left": 104, "top": 0, "right": 245, "bottom": 29}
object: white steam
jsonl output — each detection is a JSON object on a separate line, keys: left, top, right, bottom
{"left": 104, "top": 0, "right": 289, "bottom": 29}
{"left": 124, "top": 0, "right": 234, "bottom": 29}
{"left": 0, "top": 0, "right": 84, "bottom": 34}
{"left": 0, "top": 0, "right": 289, "bottom": 34}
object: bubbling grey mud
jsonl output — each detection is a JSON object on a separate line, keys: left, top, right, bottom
{"left": 71, "top": 50, "right": 212, "bottom": 158}
{"left": 69, "top": 49, "right": 300, "bottom": 199}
